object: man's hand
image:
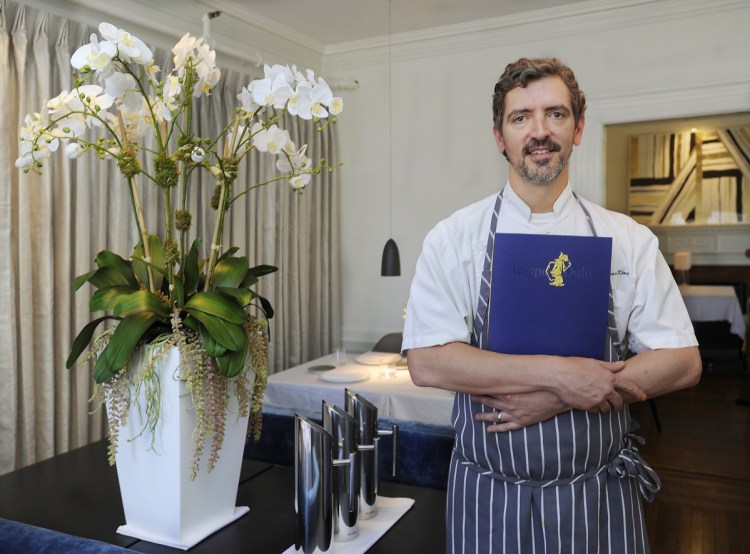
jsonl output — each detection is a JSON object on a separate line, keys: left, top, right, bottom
{"left": 548, "top": 357, "right": 645, "bottom": 412}
{"left": 472, "top": 390, "right": 566, "bottom": 431}
{"left": 471, "top": 356, "right": 647, "bottom": 432}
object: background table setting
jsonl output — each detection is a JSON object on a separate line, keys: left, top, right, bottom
{"left": 263, "top": 351, "right": 455, "bottom": 426}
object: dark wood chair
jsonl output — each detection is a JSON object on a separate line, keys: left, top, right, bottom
{"left": 373, "top": 332, "right": 403, "bottom": 353}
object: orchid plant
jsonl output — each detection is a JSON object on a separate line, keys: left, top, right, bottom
{"left": 16, "top": 22, "right": 342, "bottom": 475}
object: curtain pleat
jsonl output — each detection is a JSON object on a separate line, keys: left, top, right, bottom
{"left": 0, "top": 0, "right": 340, "bottom": 475}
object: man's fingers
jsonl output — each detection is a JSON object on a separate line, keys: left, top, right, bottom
{"left": 604, "top": 360, "right": 626, "bottom": 373}
{"left": 614, "top": 376, "right": 647, "bottom": 402}
{"left": 606, "top": 391, "right": 625, "bottom": 411}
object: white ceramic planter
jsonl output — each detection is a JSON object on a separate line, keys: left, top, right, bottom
{"left": 109, "top": 347, "right": 250, "bottom": 549}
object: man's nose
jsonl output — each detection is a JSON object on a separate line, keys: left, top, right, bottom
{"left": 529, "top": 116, "right": 550, "bottom": 139}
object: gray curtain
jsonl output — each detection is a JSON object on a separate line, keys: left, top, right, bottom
{"left": 0, "top": 0, "right": 340, "bottom": 475}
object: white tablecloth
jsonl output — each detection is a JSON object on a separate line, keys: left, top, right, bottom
{"left": 263, "top": 353, "right": 454, "bottom": 426}
{"left": 679, "top": 284, "right": 746, "bottom": 339}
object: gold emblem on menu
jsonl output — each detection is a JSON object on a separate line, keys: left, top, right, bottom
{"left": 546, "top": 252, "right": 571, "bottom": 287}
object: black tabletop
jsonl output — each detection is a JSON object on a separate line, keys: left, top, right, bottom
{"left": 0, "top": 440, "right": 446, "bottom": 552}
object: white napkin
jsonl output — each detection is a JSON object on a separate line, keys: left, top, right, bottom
{"left": 283, "top": 496, "right": 415, "bottom": 553}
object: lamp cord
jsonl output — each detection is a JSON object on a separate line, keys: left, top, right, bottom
{"left": 388, "top": 0, "right": 393, "bottom": 237}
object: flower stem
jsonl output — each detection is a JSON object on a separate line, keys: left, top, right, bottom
{"left": 127, "top": 176, "right": 156, "bottom": 293}
{"left": 117, "top": 111, "right": 155, "bottom": 293}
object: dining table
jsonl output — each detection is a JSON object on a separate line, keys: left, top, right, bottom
{"left": 263, "top": 352, "right": 455, "bottom": 426}
{"left": 678, "top": 284, "right": 746, "bottom": 339}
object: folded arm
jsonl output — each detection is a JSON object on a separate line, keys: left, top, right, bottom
{"left": 408, "top": 342, "right": 701, "bottom": 432}
{"left": 407, "top": 341, "right": 645, "bottom": 412}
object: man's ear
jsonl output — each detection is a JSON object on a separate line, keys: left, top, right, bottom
{"left": 492, "top": 126, "right": 505, "bottom": 155}
{"left": 573, "top": 113, "right": 586, "bottom": 146}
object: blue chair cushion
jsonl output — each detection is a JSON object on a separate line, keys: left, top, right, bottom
{"left": 0, "top": 518, "right": 131, "bottom": 553}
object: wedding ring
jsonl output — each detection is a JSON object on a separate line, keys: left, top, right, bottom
{"left": 495, "top": 410, "right": 503, "bottom": 423}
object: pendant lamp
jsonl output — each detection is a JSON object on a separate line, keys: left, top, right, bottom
{"left": 380, "top": 0, "right": 401, "bottom": 276}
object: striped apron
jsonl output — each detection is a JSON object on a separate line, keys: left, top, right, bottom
{"left": 446, "top": 191, "right": 661, "bottom": 554}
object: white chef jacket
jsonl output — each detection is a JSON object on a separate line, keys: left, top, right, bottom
{"left": 403, "top": 183, "right": 698, "bottom": 355}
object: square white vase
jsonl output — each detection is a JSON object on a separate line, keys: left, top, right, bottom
{"left": 109, "top": 347, "right": 250, "bottom": 549}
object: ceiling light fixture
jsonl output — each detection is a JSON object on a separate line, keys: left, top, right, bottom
{"left": 380, "top": 0, "right": 401, "bottom": 277}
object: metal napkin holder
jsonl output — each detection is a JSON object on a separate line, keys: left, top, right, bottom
{"left": 294, "top": 390, "right": 400, "bottom": 552}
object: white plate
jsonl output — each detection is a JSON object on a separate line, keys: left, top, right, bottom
{"left": 355, "top": 352, "right": 402, "bottom": 365}
{"left": 319, "top": 368, "right": 370, "bottom": 383}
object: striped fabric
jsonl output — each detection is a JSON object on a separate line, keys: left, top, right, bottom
{"left": 448, "top": 192, "right": 659, "bottom": 554}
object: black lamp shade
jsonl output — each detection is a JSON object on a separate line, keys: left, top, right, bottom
{"left": 381, "top": 238, "right": 401, "bottom": 276}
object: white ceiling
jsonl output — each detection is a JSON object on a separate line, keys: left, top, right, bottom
{"left": 196, "top": 0, "right": 587, "bottom": 45}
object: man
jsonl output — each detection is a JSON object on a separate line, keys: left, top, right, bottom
{"left": 402, "top": 57, "right": 701, "bottom": 553}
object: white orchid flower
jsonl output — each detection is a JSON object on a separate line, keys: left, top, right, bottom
{"left": 287, "top": 81, "right": 312, "bottom": 119}
{"left": 67, "top": 85, "right": 114, "bottom": 113}
{"left": 289, "top": 173, "right": 311, "bottom": 191}
{"left": 172, "top": 33, "right": 201, "bottom": 69}
{"left": 196, "top": 66, "right": 221, "bottom": 96}
{"left": 162, "top": 74, "right": 182, "bottom": 109}
{"left": 264, "top": 64, "right": 295, "bottom": 88}
{"left": 56, "top": 116, "right": 88, "bottom": 138}
{"left": 104, "top": 72, "right": 137, "bottom": 100}
{"left": 46, "top": 90, "right": 73, "bottom": 115}
{"left": 253, "top": 124, "right": 289, "bottom": 154}
{"left": 276, "top": 142, "right": 309, "bottom": 174}
{"left": 15, "top": 154, "right": 34, "bottom": 170}
{"left": 310, "top": 81, "right": 334, "bottom": 118}
{"left": 237, "top": 86, "right": 259, "bottom": 116}
{"left": 64, "top": 142, "right": 85, "bottom": 159}
{"left": 329, "top": 97, "right": 344, "bottom": 116}
{"left": 98, "top": 23, "right": 153, "bottom": 64}
{"left": 71, "top": 33, "right": 117, "bottom": 72}
{"left": 251, "top": 74, "right": 293, "bottom": 109}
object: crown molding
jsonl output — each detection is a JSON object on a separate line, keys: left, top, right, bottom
{"left": 588, "top": 79, "right": 750, "bottom": 124}
{"left": 323, "top": 0, "right": 749, "bottom": 70}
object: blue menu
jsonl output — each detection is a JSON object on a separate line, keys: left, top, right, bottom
{"left": 487, "top": 233, "right": 613, "bottom": 359}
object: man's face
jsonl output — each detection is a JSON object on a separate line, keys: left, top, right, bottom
{"left": 493, "top": 76, "right": 584, "bottom": 187}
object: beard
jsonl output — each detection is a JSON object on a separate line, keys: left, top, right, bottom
{"left": 512, "top": 139, "right": 570, "bottom": 184}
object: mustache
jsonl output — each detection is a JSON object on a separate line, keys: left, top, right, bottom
{"left": 522, "top": 140, "right": 561, "bottom": 156}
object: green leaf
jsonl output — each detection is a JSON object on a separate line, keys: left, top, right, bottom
{"left": 112, "top": 290, "right": 170, "bottom": 318}
{"left": 94, "top": 313, "right": 159, "bottom": 383}
{"left": 218, "top": 286, "right": 255, "bottom": 307}
{"left": 66, "top": 315, "right": 118, "bottom": 369}
{"left": 183, "top": 309, "right": 245, "bottom": 351}
{"left": 182, "top": 239, "right": 202, "bottom": 296}
{"left": 72, "top": 269, "right": 98, "bottom": 292}
{"left": 247, "top": 264, "right": 278, "bottom": 278}
{"left": 256, "top": 293, "right": 275, "bottom": 319}
{"left": 215, "top": 339, "right": 249, "bottom": 377}
{"left": 172, "top": 275, "right": 185, "bottom": 308}
{"left": 184, "top": 292, "right": 247, "bottom": 324}
{"left": 213, "top": 256, "right": 249, "bottom": 288}
{"left": 132, "top": 235, "right": 165, "bottom": 290}
{"left": 90, "top": 286, "right": 138, "bottom": 312}
{"left": 195, "top": 321, "right": 228, "bottom": 357}
{"left": 89, "top": 267, "right": 134, "bottom": 289}
{"left": 218, "top": 246, "right": 240, "bottom": 261}
{"left": 240, "top": 264, "right": 276, "bottom": 288}
{"left": 94, "top": 251, "right": 138, "bottom": 287}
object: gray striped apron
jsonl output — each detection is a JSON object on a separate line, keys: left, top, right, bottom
{"left": 446, "top": 190, "right": 661, "bottom": 554}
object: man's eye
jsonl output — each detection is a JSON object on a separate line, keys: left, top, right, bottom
{"left": 513, "top": 115, "right": 526, "bottom": 123}
{"left": 550, "top": 111, "right": 564, "bottom": 119}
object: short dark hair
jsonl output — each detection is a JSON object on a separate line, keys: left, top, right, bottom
{"left": 492, "top": 57, "right": 586, "bottom": 133}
